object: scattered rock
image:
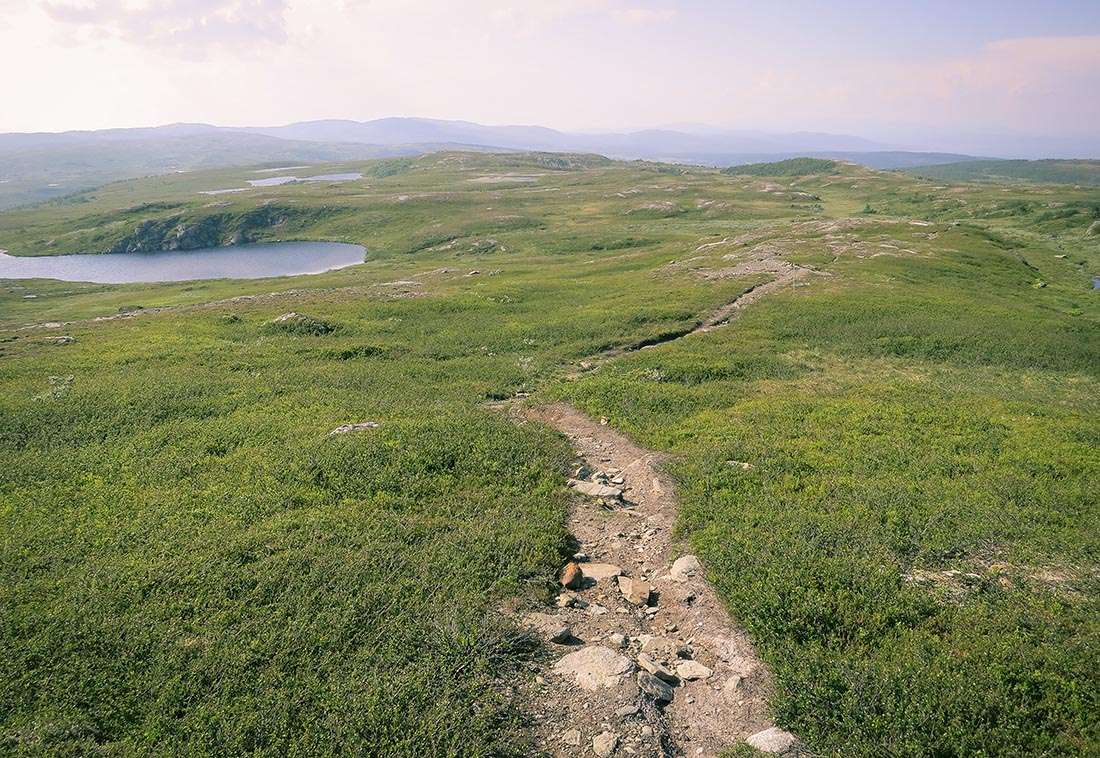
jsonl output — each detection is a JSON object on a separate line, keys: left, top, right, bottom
{"left": 615, "top": 704, "right": 639, "bottom": 717}
{"left": 549, "top": 625, "right": 574, "bottom": 644}
{"left": 328, "top": 421, "right": 380, "bottom": 436}
{"left": 726, "top": 459, "right": 755, "bottom": 470}
{"left": 553, "top": 646, "right": 633, "bottom": 691}
{"left": 268, "top": 312, "right": 338, "bottom": 335}
{"left": 569, "top": 479, "right": 624, "bottom": 500}
{"left": 49, "top": 335, "right": 75, "bottom": 345}
{"left": 676, "top": 660, "right": 712, "bottom": 681}
{"left": 722, "top": 675, "right": 743, "bottom": 700}
{"left": 560, "top": 562, "right": 584, "bottom": 589}
{"left": 1087, "top": 220, "right": 1100, "bottom": 237}
{"left": 593, "top": 731, "right": 619, "bottom": 757}
{"left": 583, "top": 563, "right": 623, "bottom": 582}
{"left": 670, "top": 554, "right": 703, "bottom": 582}
{"left": 637, "top": 653, "right": 678, "bottom": 683}
{"left": 636, "top": 671, "right": 675, "bottom": 703}
{"left": 562, "top": 729, "right": 582, "bottom": 747}
{"left": 608, "top": 632, "right": 626, "bottom": 647}
{"left": 617, "top": 576, "right": 652, "bottom": 605}
{"left": 639, "top": 635, "right": 678, "bottom": 657}
{"left": 745, "top": 727, "right": 799, "bottom": 754}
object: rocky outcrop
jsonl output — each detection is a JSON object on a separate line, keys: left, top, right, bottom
{"left": 103, "top": 205, "right": 341, "bottom": 254}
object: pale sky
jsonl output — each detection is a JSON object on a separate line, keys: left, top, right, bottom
{"left": 3, "top": 0, "right": 1099, "bottom": 144}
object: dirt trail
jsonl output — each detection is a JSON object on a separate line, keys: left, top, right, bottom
{"left": 695, "top": 263, "right": 815, "bottom": 333}
{"left": 513, "top": 404, "right": 801, "bottom": 757}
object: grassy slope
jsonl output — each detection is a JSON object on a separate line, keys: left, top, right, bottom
{"left": 903, "top": 159, "right": 1100, "bottom": 187}
{"left": 1, "top": 153, "right": 1098, "bottom": 755}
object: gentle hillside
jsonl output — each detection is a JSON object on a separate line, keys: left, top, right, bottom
{"left": 904, "top": 159, "right": 1100, "bottom": 186}
{"left": 722, "top": 157, "right": 840, "bottom": 176}
{"left": 0, "top": 119, "right": 986, "bottom": 210}
{"left": 1, "top": 153, "right": 1097, "bottom": 756}
{"left": 0, "top": 133, "right": 481, "bottom": 210}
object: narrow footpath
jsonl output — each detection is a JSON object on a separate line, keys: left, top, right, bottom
{"left": 513, "top": 404, "right": 802, "bottom": 758}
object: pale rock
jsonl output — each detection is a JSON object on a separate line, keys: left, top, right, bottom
{"left": 637, "top": 653, "right": 678, "bottom": 683}
{"left": 722, "top": 675, "right": 743, "bottom": 700}
{"left": 562, "top": 729, "right": 582, "bottom": 747}
{"left": 569, "top": 479, "right": 623, "bottom": 500}
{"left": 583, "top": 563, "right": 623, "bottom": 582}
{"left": 670, "top": 554, "right": 703, "bottom": 582}
{"left": 617, "top": 576, "right": 652, "bottom": 605}
{"left": 640, "top": 636, "right": 678, "bottom": 657}
{"left": 328, "top": 421, "right": 380, "bottom": 436}
{"left": 745, "top": 727, "right": 799, "bottom": 754}
{"left": 553, "top": 646, "right": 633, "bottom": 691}
{"left": 676, "top": 660, "right": 713, "bottom": 681}
{"left": 593, "top": 731, "right": 619, "bottom": 757}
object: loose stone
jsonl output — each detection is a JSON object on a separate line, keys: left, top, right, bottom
{"left": 560, "top": 562, "right": 583, "bottom": 589}
{"left": 636, "top": 671, "right": 675, "bottom": 703}
{"left": 676, "top": 660, "right": 713, "bottom": 681}
{"left": 593, "top": 731, "right": 619, "bottom": 757}
{"left": 670, "top": 554, "right": 703, "bottom": 582}
{"left": 745, "top": 727, "right": 800, "bottom": 754}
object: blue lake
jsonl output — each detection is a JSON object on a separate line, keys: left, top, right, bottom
{"left": 0, "top": 241, "right": 365, "bottom": 283}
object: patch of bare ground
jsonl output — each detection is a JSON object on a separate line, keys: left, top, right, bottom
{"left": 509, "top": 404, "right": 802, "bottom": 757}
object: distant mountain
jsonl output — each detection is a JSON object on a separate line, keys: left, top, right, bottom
{"left": 0, "top": 127, "right": 495, "bottom": 209}
{"left": 0, "top": 117, "right": 989, "bottom": 209}
{"left": 243, "top": 117, "right": 895, "bottom": 157}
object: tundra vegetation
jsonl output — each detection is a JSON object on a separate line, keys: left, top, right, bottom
{"left": 1, "top": 152, "right": 1097, "bottom": 756}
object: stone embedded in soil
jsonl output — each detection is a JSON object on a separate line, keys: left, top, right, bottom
{"left": 549, "top": 625, "right": 573, "bottom": 644}
{"left": 568, "top": 478, "right": 624, "bottom": 500}
{"left": 676, "top": 660, "right": 713, "bottom": 681}
{"left": 722, "top": 675, "right": 744, "bottom": 700}
{"left": 637, "top": 653, "right": 678, "bottom": 683}
{"left": 617, "top": 576, "right": 652, "bottom": 605}
{"left": 560, "top": 562, "right": 583, "bottom": 589}
{"left": 554, "top": 646, "right": 634, "bottom": 691}
{"left": 745, "top": 727, "right": 800, "bottom": 754}
{"left": 582, "top": 563, "right": 623, "bottom": 582}
{"left": 615, "top": 704, "right": 639, "bottom": 717}
{"left": 593, "top": 731, "right": 619, "bottom": 757}
{"left": 522, "top": 611, "right": 572, "bottom": 642}
{"left": 637, "top": 670, "right": 675, "bottom": 703}
{"left": 670, "top": 554, "right": 703, "bottom": 582}
{"left": 608, "top": 632, "right": 626, "bottom": 647}
{"left": 639, "top": 635, "right": 678, "bottom": 657}
{"left": 562, "top": 728, "right": 582, "bottom": 747}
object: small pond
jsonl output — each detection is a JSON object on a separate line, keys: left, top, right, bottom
{"left": 0, "top": 241, "right": 365, "bottom": 283}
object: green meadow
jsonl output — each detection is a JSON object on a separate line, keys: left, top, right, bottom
{"left": 1, "top": 153, "right": 1097, "bottom": 756}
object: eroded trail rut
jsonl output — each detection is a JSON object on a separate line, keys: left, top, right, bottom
{"left": 513, "top": 405, "right": 800, "bottom": 757}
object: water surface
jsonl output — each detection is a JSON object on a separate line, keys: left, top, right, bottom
{"left": 0, "top": 241, "right": 365, "bottom": 283}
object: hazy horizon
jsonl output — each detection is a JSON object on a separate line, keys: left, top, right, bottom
{"left": 3, "top": 1, "right": 1100, "bottom": 157}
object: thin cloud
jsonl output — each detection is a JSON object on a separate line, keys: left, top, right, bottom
{"left": 613, "top": 7, "right": 676, "bottom": 25}
{"left": 43, "top": 0, "right": 291, "bottom": 49}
